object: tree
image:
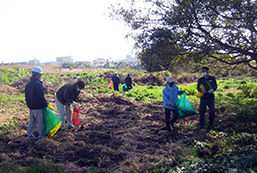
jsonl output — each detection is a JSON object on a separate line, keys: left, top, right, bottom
{"left": 110, "top": 0, "right": 257, "bottom": 71}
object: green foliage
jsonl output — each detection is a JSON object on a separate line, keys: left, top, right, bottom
{"left": 110, "top": 0, "right": 257, "bottom": 71}
{"left": 21, "top": 162, "right": 66, "bottom": 173}
{"left": 179, "top": 85, "right": 197, "bottom": 96}
{"left": 0, "top": 119, "right": 19, "bottom": 134}
{"left": 238, "top": 84, "right": 257, "bottom": 98}
{"left": 122, "top": 86, "right": 163, "bottom": 102}
{"left": 0, "top": 67, "right": 30, "bottom": 84}
{"left": 148, "top": 162, "right": 171, "bottom": 173}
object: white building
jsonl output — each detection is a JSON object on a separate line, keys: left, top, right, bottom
{"left": 28, "top": 58, "right": 40, "bottom": 65}
{"left": 56, "top": 56, "right": 73, "bottom": 63}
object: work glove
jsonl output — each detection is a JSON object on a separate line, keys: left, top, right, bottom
{"left": 208, "top": 89, "right": 214, "bottom": 94}
{"left": 72, "top": 101, "right": 78, "bottom": 106}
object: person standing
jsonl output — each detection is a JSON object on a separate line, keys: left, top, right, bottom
{"left": 162, "top": 77, "right": 183, "bottom": 132}
{"left": 55, "top": 80, "right": 85, "bottom": 131}
{"left": 25, "top": 66, "right": 48, "bottom": 140}
{"left": 197, "top": 67, "right": 217, "bottom": 129}
{"left": 125, "top": 73, "right": 133, "bottom": 91}
{"left": 111, "top": 72, "right": 120, "bottom": 91}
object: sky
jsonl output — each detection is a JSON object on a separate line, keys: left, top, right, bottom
{"left": 0, "top": 0, "right": 134, "bottom": 63}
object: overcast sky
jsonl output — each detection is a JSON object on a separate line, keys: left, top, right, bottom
{"left": 0, "top": 0, "right": 134, "bottom": 63}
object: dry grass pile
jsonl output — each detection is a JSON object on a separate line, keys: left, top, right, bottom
{"left": 0, "top": 84, "right": 19, "bottom": 94}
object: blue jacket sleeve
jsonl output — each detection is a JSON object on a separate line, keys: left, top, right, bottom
{"left": 162, "top": 89, "right": 172, "bottom": 105}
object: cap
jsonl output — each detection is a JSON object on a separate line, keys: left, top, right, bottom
{"left": 166, "top": 77, "right": 174, "bottom": 83}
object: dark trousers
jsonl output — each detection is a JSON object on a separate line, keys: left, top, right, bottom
{"left": 199, "top": 98, "right": 215, "bottom": 127}
{"left": 126, "top": 84, "right": 133, "bottom": 90}
{"left": 165, "top": 108, "right": 179, "bottom": 130}
{"left": 113, "top": 83, "right": 119, "bottom": 91}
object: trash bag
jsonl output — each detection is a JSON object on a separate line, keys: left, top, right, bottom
{"left": 108, "top": 80, "right": 113, "bottom": 89}
{"left": 196, "top": 84, "right": 205, "bottom": 98}
{"left": 43, "top": 107, "right": 62, "bottom": 137}
{"left": 122, "top": 83, "right": 128, "bottom": 91}
{"left": 72, "top": 105, "right": 82, "bottom": 126}
{"left": 175, "top": 92, "right": 197, "bottom": 118}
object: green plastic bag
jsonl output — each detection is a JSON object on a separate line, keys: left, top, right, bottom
{"left": 122, "top": 83, "right": 128, "bottom": 91}
{"left": 43, "top": 107, "right": 62, "bottom": 137}
{"left": 175, "top": 92, "right": 197, "bottom": 118}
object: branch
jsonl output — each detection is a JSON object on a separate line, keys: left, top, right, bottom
{"left": 248, "top": 62, "right": 257, "bottom": 70}
{"left": 210, "top": 55, "right": 252, "bottom": 65}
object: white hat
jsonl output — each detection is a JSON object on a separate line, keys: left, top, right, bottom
{"left": 31, "top": 66, "right": 43, "bottom": 74}
{"left": 166, "top": 77, "right": 174, "bottom": 83}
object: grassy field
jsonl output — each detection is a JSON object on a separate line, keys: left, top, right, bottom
{"left": 0, "top": 66, "right": 257, "bottom": 172}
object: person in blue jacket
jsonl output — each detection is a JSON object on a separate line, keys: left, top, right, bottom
{"left": 162, "top": 77, "right": 183, "bottom": 132}
{"left": 197, "top": 67, "right": 217, "bottom": 129}
{"left": 25, "top": 66, "right": 48, "bottom": 140}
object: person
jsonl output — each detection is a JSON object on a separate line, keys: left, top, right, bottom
{"left": 197, "top": 67, "right": 217, "bottom": 129}
{"left": 25, "top": 66, "right": 48, "bottom": 140}
{"left": 162, "top": 77, "right": 183, "bottom": 132}
{"left": 125, "top": 73, "right": 133, "bottom": 91}
{"left": 55, "top": 80, "right": 85, "bottom": 131}
{"left": 111, "top": 72, "right": 120, "bottom": 91}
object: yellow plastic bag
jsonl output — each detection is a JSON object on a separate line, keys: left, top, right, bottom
{"left": 196, "top": 84, "right": 205, "bottom": 98}
{"left": 43, "top": 108, "right": 62, "bottom": 137}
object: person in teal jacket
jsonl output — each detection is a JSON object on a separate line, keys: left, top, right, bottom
{"left": 162, "top": 77, "right": 183, "bottom": 132}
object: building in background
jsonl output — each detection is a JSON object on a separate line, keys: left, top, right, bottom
{"left": 28, "top": 58, "right": 40, "bottom": 65}
{"left": 56, "top": 56, "right": 73, "bottom": 64}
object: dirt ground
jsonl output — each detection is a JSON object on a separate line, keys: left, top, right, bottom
{"left": 0, "top": 75, "right": 209, "bottom": 173}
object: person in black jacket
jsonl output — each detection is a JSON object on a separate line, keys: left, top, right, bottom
{"left": 111, "top": 72, "right": 120, "bottom": 91}
{"left": 25, "top": 66, "right": 48, "bottom": 140}
{"left": 125, "top": 73, "right": 133, "bottom": 91}
{"left": 55, "top": 80, "right": 85, "bottom": 131}
{"left": 197, "top": 67, "right": 217, "bottom": 129}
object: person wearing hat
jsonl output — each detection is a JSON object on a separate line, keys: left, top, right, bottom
{"left": 162, "top": 77, "right": 183, "bottom": 132}
{"left": 125, "top": 73, "right": 133, "bottom": 91}
{"left": 197, "top": 67, "right": 217, "bottom": 129}
{"left": 111, "top": 72, "right": 120, "bottom": 91}
{"left": 55, "top": 80, "right": 85, "bottom": 131}
{"left": 25, "top": 66, "right": 48, "bottom": 140}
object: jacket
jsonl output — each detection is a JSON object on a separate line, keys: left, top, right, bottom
{"left": 25, "top": 77, "right": 48, "bottom": 110}
{"left": 111, "top": 75, "right": 120, "bottom": 84}
{"left": 197, "top": 75, "right": 217, "bottom": 99}
{"left": 56, "top": 83, "right": 80, "bottom": 105}
{"left": 162, "top": 84, "right": 181, "bottom": 110}
{"left": 125, "top": 76, "right": 132, "bottom": 85}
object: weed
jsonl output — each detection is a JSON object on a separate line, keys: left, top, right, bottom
{"left": 21, "top": 162, "right": 66, "bottom": 173}
{"left": 0, "top": 119, "right": 19, "bottom": 134}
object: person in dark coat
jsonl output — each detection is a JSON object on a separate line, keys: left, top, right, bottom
{"left": 25, "top": 66, "right": 48, "bottom": 140}
{"left": 125, "top": 73, "right": 133, "bottom": 91}
{"left": 55, "top": 80, "right": 85, "bottom": 131}
{"left": 111, "top": 72, "right": 120, "bottom": 91}
{"left": 197, "top": 67, "right": 217, "bottom": 129}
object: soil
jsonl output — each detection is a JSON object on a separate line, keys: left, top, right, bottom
{"left": 0, "top": 74, "right": 220, "bottom": 173}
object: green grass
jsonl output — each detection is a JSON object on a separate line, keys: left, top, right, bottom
{"left": 1, "top": 68, "right": 257, "bottom": 172}
{"left": 21, "top": 162, "right": 66, "bottom": 173}
{"left": 0, "top": 67, "right": 31, "bottom": 85}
